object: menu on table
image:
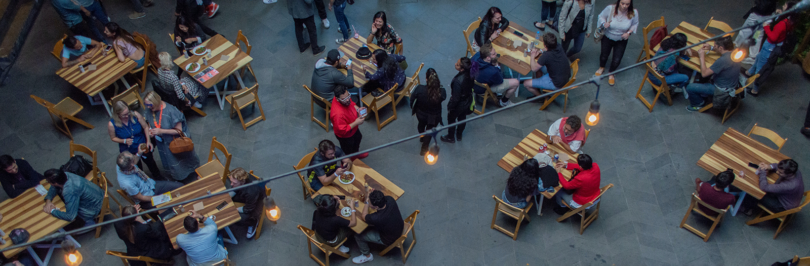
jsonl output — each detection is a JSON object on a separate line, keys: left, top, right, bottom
{"left": 194, "top": 66, "right": 219, "bottom": 83}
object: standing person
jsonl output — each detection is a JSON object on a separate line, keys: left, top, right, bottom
{"left": 410, "top": 68, "right": 447, "bottom": 155}
{"left": 177, "top": 210, "right": 227, "bottom": 266}
{"left": 175, "top": 0, "right": 218, "bottom": 37}
{"left": 547, "top": 115, "right": 586, "bottom": 153}
{"left": 535, "top": 0, "right": 557, "bottom": 30}
{"left": 523, "top": 33, "right": 571, "bottom": 97}
{"left": 158, "top": 52, "right": 206, "bottom": 108}
{"left": 367, "top": 11, "right": 402, "bottom": 54}
{"left": 744, "top": 1, "right": 797, "bottom": 96}
{"left": 288, "top": 0, "right": 325, "bottom": 55}
{"left": 329, "top": 0, "right": 351, "bottom": 43}
{"left": 313, "top": 0, "right": 330, "bottom": 28}
{"left": 553, "top": 154, "right": 601, "bottom": 214}
{"left": 595, "top": 0, "right": 638, "bottom": 86}
{"left": 312, "top": 49, "right": 355, "bottom": 100}
{"left": 685, "top": 36, "right": 741, "bottom": 111}
{"left": 71, "top": 0, "right": 110, "bottom": 27}
{"left": 0, "top": 155, "right": 44, "bottom": 199}
{"left": 227, "top": 168, "right": 266, "bottom": 239}
{"left": 351, "top": 189, "right": 404, "bottom": 264}
{"left": 441, "top": 57, "right": 475, "bottom": 143}
{"left": 306, "top": 140, "right": 354, "bottom": 191}
{"left": 59, "top": 35, "right": 103, "bottom": 68}
{"left": 735, "top": 0, "right": 778, "bottom": 64}
{"left": 113, "top": 206, "right": 176, "bottom": 262}
{"left": 312, "top": 194, "right": 356, "bottom": 254}
{"left": 557, "top": 0, "right": 595, "bottom": 57}
{"left": 115, "top": 151, "right": 183, "bottom": 209}
{"left": 51, "top": 0, "right": 104, "bottom": 42}
{"left": 472, "top": 43, "right": 520, "bottom": 106}
{"left": 108, "top": 101, "right": 163, "bottom": 180}
{"left": 42, "top": 169, "right": 103, "bottom": 226}
{"left": 174, "top": 16, "right": 208, "bottom": 53}
{"left": 648, "top": 33, "right": 693, "bottom": 91}
{"left": 143, "top": 92, "right": 201, "bottom": 184}
{"left": 475, "top": 7, "right": 510, "bottom": 48}
{"left": 103, "top": 23, "right": 146, "bottom": 68}
{"left": 329, "top": 86, "right": 368, "bottom": 158}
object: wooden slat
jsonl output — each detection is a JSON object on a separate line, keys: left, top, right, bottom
{"left": 157, "top": 173, "right": 240, "bottom": 249}
{"left": 490, "top": 23, "right": 547, "bottom": 76}
{"left": 652, "top": 21, "right": 720, "bottom": 72}
{"left": 697, "top": 128, "right": 790, "bottom": 199}
{"left": 0, "top": 180, "right": 69, "bottom": 257}
{"left": 55, "top": 49, "right": 137, "bottom": 96}
{"left": 336, "top": 36, "right": 381, "bottom": 89}
{"left": 497, "top": 129, "right": 577, "bottom": 199}
{"left": 173, "top": 35, "right": 254, "bottom": 89}
{"left": 315, "top": 159, "right": 404, "bottom": 233}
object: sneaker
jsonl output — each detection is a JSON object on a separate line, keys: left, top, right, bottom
{"left": 338, "top": 245, "right": 350, "bottom": 253}
{"left": 802, "top": 127, "right": 810, "bottom": 137}
{"left": 262, "top": 0, "right": 276, "bottom": 3}
{"left": 128, "top": 12, "right": 146, "bottom": 19}
{"left": 440, "top": 134, "right": 455, "bottom": 143}
{"left": 193, "top": 102, "right": 203, "bottom": 108}
{"left": 352, "top": 254, "right": 373, "bottom": 264}
{"left": 322, "top": 19, "right": 330, "bottom": 29}
{"left": 336, "top": 38, "right": 347, "bottom": 44}
{"left": 313, "top": 45, "right": 326, "bottom": 55}
{"left": 499, "top": 99, "right": 513, "bottom": 107}
{"left": 246, "top": 226, "right": 256, "bottom": 238}
{"left": 671, "top": 86, "right": 683, "bottom": 94}
{"left": 142, "top": 0, "right": 153, "bottom": 7}
{"left": 685, "top": 105, "right": 701, "bottom": 112}
{"left": 206, "top": 3, "right": 219, "bottom": 18}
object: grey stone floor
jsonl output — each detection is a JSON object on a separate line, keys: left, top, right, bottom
{"left": 1, "top": 0, "right": 809, "bottom": 265}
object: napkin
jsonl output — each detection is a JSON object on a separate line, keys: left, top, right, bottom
{"left": 87, "top": 64, "right": 97, "bottom": 71}
{"left": 193, "top": 202, "right": 204, "bottom": 211}
{"left": 513, "top": 40, "right": 523, "bottom": 49}
{"left": 35, "top": 185, "right": 47, "bottom": 196}
{"left": 220, "top": 55, "right": 230, "bottom": 61}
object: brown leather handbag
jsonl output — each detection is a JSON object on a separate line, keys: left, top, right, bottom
{"left": 169, "top": 129, "right": 194, "bottom": 154}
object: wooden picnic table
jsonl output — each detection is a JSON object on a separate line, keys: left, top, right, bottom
{"left": 55, "top": 47, "right": 137, "bottom": 117}
{"left": 158, "top": 173, "right": 240, "bottom": 249}
{"left": 654, "top": 21, "right": 721, "bottom": 72}
{"left": 173, "top": 34, "right": 254, "bottom": 110}
{"left": 337, "top": 36, "right": 381, "bottom": 89}
{"left": 315, "top": 159, "right": 404, "bottom": 233}
{"left": 490, "top": 23, "right": 546, "bottom": 76}
{"left": 497, "top": 129, "right": 578, "bottom": 201}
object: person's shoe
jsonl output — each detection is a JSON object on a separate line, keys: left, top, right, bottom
{"left": 499, "top": 99, "right": 513, "bottom": 107}
{"left": 608, "top": 76, "right": 615, "bottom": 86}
{"left": 206, "top": 3, "right": 219, "bottom": 18}
{"left": 352, "top": 254, "right": 374, "bottom": 264}
{"left": 246, "top": 226, "right": 256, "bottom": 238}
{"left": 313, "top": 45, "right": 326, "bottom": 55}
{"left": 553, "top": 206, "right": 569, "bottom": 215}
{"left": 193, "top": 102, "right": 203, "bottom": 108}
{"left": 746, "top": 86, "right": 759, "bottom": 97}
{"left": 356, "top": 152, "right": 369, "bottom": 159}
{"left": 128, "top": 12, "right": 146, "bottom": 19}
{"left": 322, "top": 19, "right": 331, "bottom": 29}
{"left": 533, "top": 21, "right": 545, "bottom": 30}
{"left": 802, "top": 127, "right": 810, "bottom": 137}
{"left": 456, "top": 134, "right": 462, "bottom": 141}
{"left": 440, "top": 134, "right": 455, "bottom": 143}
{"left": 142, "top": 0, "right": 154, "bottom": 7}
{"left": 263, "top": 0, "right": 276, "bottom": 3}
{"left": 338, "top": 245, "right": 350, "bottom": 253}
{"left": 336, "top": 38, "right": 347, "bottom": 44}
{"left": 299, "top": 44, "right": 310, "bottom": 53}
{"left": 685, "top": 105, "right": 701, "bottom": 112}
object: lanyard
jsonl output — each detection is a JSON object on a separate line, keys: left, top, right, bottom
{"left": 152, "top": 104, "right": 164, "bottom": 129}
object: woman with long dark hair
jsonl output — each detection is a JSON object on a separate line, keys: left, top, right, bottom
{"left": 745, "top": 1, "right": 797, "bottom": 95}
{"left": 103, "top": 22, "right": 146, "bottom": 68}
{"left": 595, "top": 0, "right": 638, "bottom": 86}
{"left": 735, "top": 0, "right": 778, "bottom": 62}
{"left": 557, "top": 0, "right": 595, "bottom": 57}
{"left": 475, "top": 7, "right": 510, "bottom": 48}
{"left": 174, "top": 16, "right": 208, "bottom": 53}
{"left": 113, "top": 205, "right": 176, "bottom": 261}
{"left": 649, "top": 33, "right": 693, "bottom": 91}
{"left": 311, "top": 194, "right": 356, "bottom": 253}
{"left": 441, "top": 57, "right": 475, "bottom": 143}
{"left": 503, "top": 159, "right": 540, "bottom": 208}
{"left": 362, "top": 49, "right": 406, "bottom": 95}
{"left": 367, "top": 11, "right": 402, "bottom": 54}
{"left": 410, "top": 68, "right": 447, "bottom": 155}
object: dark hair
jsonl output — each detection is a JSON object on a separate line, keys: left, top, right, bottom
{"left": 577, "top": 154, "right": 593, "bottom": 170}
{"left": 483, "top": 7, "right": 503, "bottom": 26}
{"left": 660, "top": 33, "right": 688, "bottom": 52}
{"left": 752, "top": 0, "right": 777, "bottom": 16}
{"left": 518, "top": 158, "right": 540, "bottom": 178}
{"left": 318, "top": 139, "right": 336, "bottom": 155}
{"left": 372, "top": 49, "right": 388, "bottom": 65}
{"left": 372, "top": 11, "right": 388, "bottom": 36}
{"left": 777, "top": 159, "right": 798, "bottom": 176}
{"left": 543, "top": 33, "right": 557, "bottom": 50}
{"left": 425, "top": 68, "right": 442, "bottom": 103}
{"left": 715, "top": 36, "right": 734, "bottom": 51}
{"left": 65, "top": 36, "right": 79, "bottom": 48}
{"left": 175, "top": 16, "right": 198, "bottom": 39}
{"left": 105, "top": 22, "right": 141, "bottom": 50}
{"left": 566, "top": 115, "right": 582, "bottom": 132}
{"left": 333, "top": 85, "right": 349, "bottom": 98}
{"left": 121, "top": 206, "right": 137, "bottom": 243}
{"left": 506, "top": 163, "right": 538, "bottom": 198}
{"left": 381, "top": 56, "right": 400, "bottom": 81}
{"left": 613, "top": 0, "right": 635, "bottom": 19}
{"left": 314, "top": 194, "right": 338, "bottom": 217}
{"left": 183, "top": 216, "right": 199, "bottom": 233}
{"left": 715, "top": 169, "right": 735, "bottom": 189}
{"left": 44, "top": 169, "right": 68, "bottom": 185}
{"left": 0, "top": 155, "right": 14, "bottom": 169}
{"left": 480, "top": 43, "right": 494, "bottom": 59}
{"left": 369, "top": 190, "right": 385, "bottom": 208}
{"left": 770, "top": 1, "right": 798, "bottom": 32}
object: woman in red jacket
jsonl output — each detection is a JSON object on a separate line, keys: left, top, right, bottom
{"left": 745, "top": 1, "right": 797, "bottom": 95}
{"left": 553, "top": 154, "right": 601, "bottom": 214}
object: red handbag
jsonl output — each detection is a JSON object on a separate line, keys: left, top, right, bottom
{"left": 649, "top": 25, "right": 669, "bottom": 49}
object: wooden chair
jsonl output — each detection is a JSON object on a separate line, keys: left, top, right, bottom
{"left": 294, "top": 148, "right": 319, "bottom": 200}
{"left": 168, "top": 33, "right": 183, "bottom": 55}
{"left": 747, "top": 123, "right": 787, "bottom": 151}
{"left": 235, "top": 30, "right": 256, "bottom": 80}
{"left": 635, "top": 62, "right": 673, "bottom": 112}
{"left": 128, "top": 35, "right": 151, "bottom": 92}
{"left": 69, "top": 141, "right": 99, "bottom": 181}
{"left": 108, "top": 84, "right": 145, "bottom": 111}
{"left": 679, "top": 193, "right": 730, "bottom": 242}
{"left": 472, "top": 81, "right": 499, "bottom": 115}
{"left": 698, "top": 74, "right": 759, "bottom": 123}
{"left": 540, "top": 59, "right": 579, "bottom": 112}
{"left": 198, "top": 136, "right": 232, "bottom": 186}
{"left": 95, "top": 172, "right": 119, "bottom": 238}
{"left": 704, "top": 17, "right": 734, "bottom": 37}
{"left": 746, "top": 190, "right": 810, "bottom": 239}
{"left": 789, "top": 255, "right": 810, "bottom": 266}
{"left": 490, "top": 195, "right": 533, "bottom": 240}
{"left": 30, "top": 95, "right": 94, "bottom": 140}
{"left": 298, "top": 225, "right": 350, "bottom": 266}
{"left": 361, "top": 83, "right": 399, "bottom": 131}
{"left": 556, "top": 183, "right": 614, "bottom": 235}
{"left": 106, "top": 250, "right": 174, "bottom": 266}
{"left": 52, "top": 34, "right": 68, "bottom": 61}
{"left": 304, "top": 85, "right": 331, "bottom": 132}
{"left": 379, "top": 210, "right": 419, "bottom": 263}
{"left": 395, "top": 42, "right": 404, "bottom": 55}
{"left": 116, "top": 189, "right": 155, "bottom": 221}
{"left": 463, "top": 17, "right": 482, "bottom": 58}
{"left": 395, "top": 63, "right": 424, "bottom": 107}
{"left": 636, "top": 16, "right": 665, "bottom": 62}
{"left": 225, "top": 84, "right": 266, "bottom": 130}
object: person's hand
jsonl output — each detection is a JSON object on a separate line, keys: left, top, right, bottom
{"left": 738, "top": 170, "right": 745, "bottom": 178}
{"left": 555, "top": 161, "right": 566, "bottom": 169}
{"left": 147, "top": 142, "right": 154, "bottom": 152}
{"left": 585, "top": 33, "right": 590, "bottom": 38}
{"left": 551, "top": 136, "right": 562, "bottom": 144}
{"left": 355, "top": 115, "right": 366, "bottom": 125}
{"left": 174, "top": 12, "right": 180, "bottom": 17}
{"left": 185, "top": 37, "right": 197, "bottom": 44}
{"left": 83, "top": 10, "right": 91, "bottom": 17}
{"left": 561, "top": 35, "right": 566, "bottom": 41}
{"left": 175, "top": 36, "right": 182, "bottom": 43}
{"left": 371, "top": 23, "right": 378, "bottom": 34}
{"left": 43, "top": 204, "right": 53, "bottom": 213}
{"left": 125, "top": 138, "right": 133, "bottom": 146}
{"left": 530, "top": 49, "right": 541, "bottom": 58}
{"left": 604, "top": 21, "right": 610, "bottom": 29}
{"left": 149, "top": 128, "right": 161, "bottom": 136}
{"left": 490, "top": 31, "right": 500, "bottom": 41}
{"left": 189, "top": 210, "right": 202, "bottom": 219}
{"left": 622, "top": 32, "right": 630, "bottom": 40}
{"left": 12, "top": 260, "right": 23, "bottom": 266}
{"left": 685, "top": 49, "right": 694, "bottom": 57}
{"left": 328, "top": 3, "right": 332, "bottom": 11}
{"left": 335, "top": 167, "right": 346, "bottom": 176}
{"left": 759, "top": 163, "right": 770, "bottom": 170}
{"left": 134, "top": 204, "right": 142, "bottom": 213}
{"left": 182, "top": 83, "right": 190, "bottom": 93}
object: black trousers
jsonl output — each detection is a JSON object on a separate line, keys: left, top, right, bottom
{"left": 417, "top": 116, "right": 439, "bottom": 149}
{"left": 753, "top": 45, "right": 782, "bottom": 89}
{"left": 447, "top": 110, "right": 468, "bottom": 138}
{"left": 313, "top": 0, "right": 327, "bottom": 20}
{"left": 805, "top": 99, "right": 810, "bottom": 128}
{"left": 138, "top": 149, "right": 164, "bottom": 181}
{"left": 599, "top": 38, "right": 628, "bottom": 72}
{"left": 294, "top": 16, "right": 320, "bottom": 53}
{"left": 337, "top": 129, "right": 363, "bottom": 155}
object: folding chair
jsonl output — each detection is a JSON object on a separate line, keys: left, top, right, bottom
{"left": 116, "top": 189, "right": 155, "bottom": 221}
{"left": 298, "top": 225, "right": 350, "bottom": 266}
{"left": 747, "top": 123, "right": 787, "bottom": 151}
{"left": 106, "top": 250, "right": 174, "bottom": 266}
{"left": 294, "top": 148, "right": 319, "bottom": 200}
{"left": 540, "top": 59, "right": 579, "bottom": 112}
{"left": 53, "top": 34, "right": 68, "bottom": 61}
{"left": 698, "top": 74, "right": 759, "bottom": 123}
{"left": 635, "top": 62, "right": 673, "bottom": 112}
{"left": 108, "top": 84, "right": 145, "bottom": 111}
{"left": 679, "top": 193, "right": 730, "bottom": 242}
{"left": 95, "top": 172, "right": 119, "bottom": 238}
{"left": 69, "top": 141, "right": 99, "bottom": 181}
{"left": 196, "top": 136, "right": 232, "bottom": 186}
{"left": 304, "top": 85, "right": 332, "bottom": 132}
{"left": 361, "top": 83, "right": 399, "bottom": 131}
{"left": 168, "top": 33, "right": 183, "bottom": 54}
{"left": 379, "top": 210, "right": 419, "bottom": 263}
{"left": 746, "top": 191, "right": 809, "bottom": 239}
{"left": 129, "top": 35, "right": 152, "bottom": 92}
{"left": 395, "top": 63, "right": 424, "bottom": 107}
{"left": 491, "top": 195, "right": 533, "bottom": 240}
{"left": 704, "top": 17, "right": 734, "bottom": 37}
{"left": 636, "top": 16, "right": 665, "bottom": 62}
{"left": 556, "top": 183, "right": 614, "bottom": 235}
{"left": 225, "top": 84, "right": 266, "bottom": 130}
{"left": 463, "top": 17, "right": 482, "bottom": 58}
{"left": 473, "top": 81, "right": 499, "bottom": 115}
{"left": 235, "top": 30, "right": 256, "bottom": 79}
{"left": 395, "top": 42, "right": 404, "bottom": 55}
{"left": 30, "top": 95, "right": 94, "bottom": 140}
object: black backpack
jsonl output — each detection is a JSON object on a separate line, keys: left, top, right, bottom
{"left": 778, "top": 28, "right": 798, "bottom": 60}
{"left": 60, "top": 155, "right": 93, "bottom": 177}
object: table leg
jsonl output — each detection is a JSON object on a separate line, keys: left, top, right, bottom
{"left": 223, "top": 226, "right": 238, "bottom": 245}
{"left": 27, "top": 246, "right": 45, "bottom": 266}
{"left": 86, "top": 95, "right": 104, "bottom": 106}
{"left": 41, "top": 240, "right": 56, "bottom": 266}
{"left": 99, "top": 92, "right": 113, "bottom": 117}
{"left": 212, "top": 84, "right": 225, "bottom": 110}
{"left": 731, "top": 191, "right": 746, "bottom": 216}
{"left": 535, "top": 196, "right": 544, "bottom": 216}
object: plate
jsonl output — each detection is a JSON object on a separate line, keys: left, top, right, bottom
{"left": 192, "top": 46, "right": 208, "bottom": 56}
{"left": 338, "top": 171, "right": 355, "bottom": 185}
{"left": 185, "top": 63, "right": 201, "bottom": 73}
{"left": 341, "top": 207, "right": 352, "bottom": 217}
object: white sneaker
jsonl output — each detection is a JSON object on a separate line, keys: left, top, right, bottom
{"left": 263, "top": 0, "right": 276, "bottom": 3}
{"left": 352, "top": 254, "right": 373, "bottom": 264}
{"left": 322, "top": 19, "right": 331, "bottom": 29}
{"left": 499, "top": 99, "right": 513, "bottom": 107}
{"left": 246, "top": 226, "right": 256, "bottom": 238}
{"left": 193, "top": 102, "right": 203, "bottom": 108}
{"left": 338, "top": 245, "right": 350, "bottom": 253}
{"left": 336, "top": 38, "right": 346, "bottom": 44}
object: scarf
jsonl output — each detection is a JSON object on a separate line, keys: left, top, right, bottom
{"left": 122, "top": 165, "right": 150, "bottom": 181}
{"left": 559, "top": 117, "right": 586, "bottom": 145}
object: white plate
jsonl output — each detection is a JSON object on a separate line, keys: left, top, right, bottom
{"left": 185, "top": 63, "right": 201, "bottom": 73}
{"left": 191, "top": 46, "right": 208, "bottom": 56}
{"left": 338, "top": 171, "right": 355, "bottom": 184}
{"left": 341, "top": 207, "right": 352, "bottom": 217}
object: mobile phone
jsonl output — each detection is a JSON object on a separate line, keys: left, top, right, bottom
{"left": 359, "top": 108, "right": 368, "bottom": 116}
{"left": 748, "top": 162, "right": 759, "bottom": 169}
{"left": 513, "top": 31, "right": 524, "bottom": 37}
{"left": 337, "top": 195, "right": 346, "bottom": 200}
{"left": 496, "top": 54, "right": 501, "bottom": 58}
{"left": 215, "top": 201, "right": 228, "bottom": 211}
{"left": 81, "top": 62, "right": 92, "bottom": 68}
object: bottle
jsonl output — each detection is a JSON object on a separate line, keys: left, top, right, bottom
{"left": 535, "top": 31, "right": 541, "bottom": 41}
{"left": 203, "top": 57, "right": 208, "bottom": 66}
{"left": 184, "top": 49, "right": 189, "bottom": 59}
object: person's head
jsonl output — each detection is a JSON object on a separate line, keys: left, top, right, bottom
{"left": 752, "top": 0, "right": 777, "bottom": 16}
{"left": 371, "top": 49, "right": 387, "bottom": 65}
{"left": 518, "top": 158, "right": 540, "bottom": 178}
{"left": 325, "top": 49, "right": 341, "bottom": 66}
{"left": 183, "top": 216, "right": 199, "bottom": 233}
{"left": 44, "top": 169, "right": 68, "bottom": 188}
{"left": 715, "top": 169, "right": 736, "bottom": 189}
{"left": 121, "top": 206, "right": 138, "bottom": 243}
{"left": 564, "top": 115, "right": 582, "bottom": 135}
{"left": 456, "top": 57, "right": 471, "bottom": 72}
{"left": 368, "top": 190, "right": 386, "bottom": 209}
{"left": 713, "top": 36, "right": 734, "bottom": 53}
{"left": 771, "top": 1, "right": 798, "bottom": 31}
{"left": 333, "top": 85, "right": 351, "bottom": 106}
{"left": 483, "top": 7, "right": 503, "bottom": 25}
{"left": 381, "top": 56, "right": 400, "bottom": 80}
{"left": 425, "top": 68, "right": 441, "bottom": 103}
{"left": 314, "top": 194, "right": 339, "bottom": 217}
{"left": 175, "top": 16, "right": 196, "bottom": 36}
{"left": 228, "top": 167, "right": 250, "bottom": 188}
{"left": 105, "top": 22, "right": 139, "bottom": 49}
{"left": 0, "top": 155, "right": 17, "bottom": 175}
{"left": 318, "top": 139, "right": 337, "bottom": 159}
{"left": 111, "top": 101, "right": 132, "bottom": 127}
{"left": 65, "top": 36, "right": 82, "bottom": 50}
{"left": 372, "top": 11, "right": 388, "bottom": 33}
{"left": 577, "top": 154, "right": 593, "bottom": 170}
{"left": 159, "top": 52, "right": 174, "bottom": 71}
{"left": 660, "top": 33, "right": 688, "bottom": 51}
{"left": 143, "top": 91, "right": 163, "bottom": 112}
{"left": 777, "top": 159, "right": 798, "bottom": 177}
{"left": 507, "top": 164, "right": 538, "bottom": 198}
{"left": 613, "top": 0, "right": 635, "bottom": 18}
{"left": 480, "top": 43, "right": 497, "bottom": 62}
{"left": 116, "top": 151, "right": 138, "bottom": 171}
{"left": 542, "top": 33, "right": 557, "bottom": 50}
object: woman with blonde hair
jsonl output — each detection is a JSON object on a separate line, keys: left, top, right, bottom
{"left": 409, "top": 68, "right": 446, "bottom": 155}
{"left": 143, "top": 91, "right": 200, "bottom": 184}
{"left": 157, "top": 52, "right": 206, "bottom": 108}
{"left": 107, "top": 101, "right": 163, "bottom": 180}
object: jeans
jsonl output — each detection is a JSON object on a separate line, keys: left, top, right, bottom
{"left": 85, "top": 1, "right": 110, "bottom": 25}
{"left": 502, "top": 190, "right": 528, "bottom": 209}
{"left": 70, "top": 20, "right": 105, "bottom": 44}
{"left": 805, "top": 99, "right": 810, "bottom": 128}
{"left": 753, "top": 42, "right": 783, "bottom": 90}
{"left": 531, "top": 66, "right": 559, "bottom": 91}
{"left": 355, "top": 229, "right": 385, "bottom": 255}
{"left": 647, "top": 72, "right": 690, "bottom": 88}
{"left": 562, "top": 31, "right": 586, "bottom": 57}
{"left": 446, "top": 109, "right": 467, "bottom": 138}
{"left": 599, "top": 38, "right": 629, "bottom": 72}
{"left": 334, "top": 1, "right": 350, "bottom": 40}
{"left": 141, "top": 180, "right": 184, "bottom": 209}
{"left": 541, "top": 1, "right": 556, "bottom": 22}
{"left": 749, "top": 40, "right": 777, "bottom": 75}
{"left": 294, "top": 16, "right": 320, "bottom": 53}
{"left": 686, "top": 82, "right": 715, "bottom": 106}
{"left": 337, "top": 129, "right": 363, "bottom": 155}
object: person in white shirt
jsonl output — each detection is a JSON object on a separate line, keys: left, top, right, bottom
{"left": 547, "top": 115, "right": 586, "bottom": 153}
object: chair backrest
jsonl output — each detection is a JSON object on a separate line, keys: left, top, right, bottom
{"left": 111, "top": 84, "right": 144, "bottom": 109}
{"left": 463, "top": 17, "right": 482, "bottom": 57}
{"left": 493, "top": 195, "right": 529, "bottom": 213}
{"left": 747, "top": 123, "right": 787, "bottom": 151}
{"left": 642, "top": 17, "right": 666, "bottom": 59}
{"left": 297, "top": 224, "right": 344, "bottom": 254}
{"left": 737, "top": 74, "right": 760, "bottom": 94}
{"left": 106, "top": 250, "right": 173, "bottom": 265}
{"left": 582, "top": 183, "right": 614, "bottom": 208}
{"left": 584, "top": 128, "right": 590, "bottom": 142}
{"left": 401, "top": 210, "right": 419, "bottom": 237}
{"left": 562, "top": 59, "right": 580, "bottom": 88}
{"left": 232, "top": 84, "right": 259, "bottom": 104}
{"left": 294, "top": 148, "right": 319, "bottom": 192}
{"left": 795, "top": 255, "right": 810, "bottom": 266}
{"left": 369, "top": 83, "right": 398, "bottom": 109}
{"left": 473, "top": 80, "right": 491, "bottom": 96}
{"left": 69, "top": 140, "right": 98, "bottom": 181}
{"left": 395, "top": 42, "right": 403, "bottom": 55}
{"left": 30, "top": 94, "right": 56, "bottom": 110}
{"left": 117, "top": 189, "right": 136, "bottom": 205}
{"left": 403, "top": 63, "right": 425, "bottom": 94}
{"left": 303, "top": 84, "right": 330, "bottom": 105}
{"left": 704, "top": 17, "right": 734, "bottom": 35}
{"left": 132, "top": 35, "right": 150, "bottom": 68}
{"left": 692, "top": 193, "right": 728, "bottom": 217}
{"left": 53, "top": 34, "right": 68, "bottom": 61}
{"left": 208, "top": 136, "right": 232, "bottom": 182}
{"left": 236, "top": 30, "right": 252, "bottom": 56}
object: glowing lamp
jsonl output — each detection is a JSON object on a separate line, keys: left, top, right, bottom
{"left": 62, "top": 242, "right": 82, "bottom": 266}
{"left": 424, "top": 143, "right": 440, "bottom": 165}
{"left": 264, "top": 196, "right": 280, "bottom": 222}
{"left": 730, "top": 48, "right": 747, "bottom": 63}
{"left": 585, "top": 100, "right": 600, "bottom": 126}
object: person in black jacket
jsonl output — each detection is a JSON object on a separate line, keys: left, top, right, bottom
{"left": 0, "top": 155, "right": 44, "bottom": 198}
{"left": 174, "top": 0, "right": 217, "bottom": 37}
{"left": 441, "top": 57, "right": 475, "bottom": 143}
{"left": 474, "top": 7, "right": 510, "bottom": 48}
{"left": 410, "top": 68, "right": 446, "bottom": 155}
{"left": 228, "top": 167, "right": 266, "bottom": 239}
{"left": 113, "top": 205, "right": 176, "bottom": 266}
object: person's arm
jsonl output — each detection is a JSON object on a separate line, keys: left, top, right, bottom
{"left": 585, "top": 3, "right": 595, "bottom": 36}
{"left": 758, "top": 167, "right": 795, "bottom": 194}
{"left": 389, "top": 25, "right": 402, "bottom": 44}
{"left": 113, "top": 41, "right": 126, "bottom": 63}
{"left": 629, "top": 10, "right": 639, "bottom": 34}
{"left": 695, "top": 178, "right": 703, "bottom": 192}
{"left": 131, "top": 192, "right": 153, "bottom": 202}
{"left": 50, "top": 186, "right": 80, "bottom": 221}
{"left": 108, "top": 121, "right": 131, "bottom": 146}
{"left": 498, "top": 16, "right": 510, "bottom": 32}
{"left": 558, "top": 164, "right": 585, "bottom": 189}
{"left": 365, "top": 67, "right": 384, "bottom": 81}
{"left": 45, "top": 185, "right": 57, "bottom": 201}
{"left": 475, "top": 23, "right": 488, "bottom": 45}
{"left": 762, "top": 20, "right": 785, "bottom": 42}
{"left": 342, "top": 158, "right": 353, "bottom": 170}
{"left": 547, "top": 119, "right": 562, "bottom": 137}
{"left": 160, "top": 122, "right": 184, "bottom": 136}
{"left": 347, "top": 199, "right": 357, "bottom": 227}
{"left": 567, "top": 141, "right": 582, "bottom": 153}
{"left": 597, "top": 5, "right": 610, "bottom": 28}
{"left": 333, "top": 67, "right": 355, "bottom": 87}
{"left": 530, "top": 50, "right": 543, "bottom": 72}
{"left": 133, "top": 112, "right": 153, "bottom": 151}
{"left": 175, "top": 0, "right": 183, "bottom": 15}
{"left": 447, "top": 77, "right": 462, "bottom": 108}
{"left": 391, "top": 54, "right": 406, "bottom": 63}
{"left": 558, "top": 0, "right": 573, "bottom": 39}
{"left": 62, "top": 54, "right": 89, "bottom": 68}
{"left": 241, "top": 188, "right": 261, "bottom": 216}
{"left": 697, "top": 45, "right": 714, "bottom": 78}
{"left": 0, "top": 175, "right": 21, "bottom": 198}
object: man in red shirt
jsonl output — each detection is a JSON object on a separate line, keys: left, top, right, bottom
{"left": 330, "top": 85, "right": 368, "bottom": 158}
{"left": 695, "top": 169, "right": 736, "bottom": 216}
{"left": 553, "top": 154, "right": 600, "bottom": 215}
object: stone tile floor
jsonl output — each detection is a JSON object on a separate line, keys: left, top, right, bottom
{"left": 1, "top": 0, "right": 809, "bottom": 265}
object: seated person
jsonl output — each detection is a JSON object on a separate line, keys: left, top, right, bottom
{"left": 177, "top": 210, "right": 227, "bottom": 266}
{"left": 61, "top": 35, "right": 103, "bottom": 68}
{"left": 116, "top": 151, "right": 183, "bottom": 209}
{"left": 363, "top": 49, "right": 406, "bottom": 94}
{"left": 307, "top": 140, "right": 354, "bottom": 191}
{"left": 0, "top": 155, "right": 44, "bottom": 198}
{"left": 472, "top": 43, "right": 520, "bottom": 107}
{"left": 649, "top": 33, "right": 692, "bottom": 91}
{"left": 104, "top": 22, "right": 146, "bottom": 68}
{"left": 113, "top": 205, "right": 176, "bottom": 264}
{"left": 743, "top": 159, "right": 805, "bottom": 214}
{"left": 367, "top": 11, "right": 402, "bottom": 54}
{"left": 547, "top": 115, "right": 586, "bottom": 153}
{"left": 157, "top": 52, "right": 206, "bottom": 108}
{"left": 312, "top": 49, "right": 355, "bottom": 101}
{"left": 312, "top": 194, "right": 356, "bottom": 254}
{"left": 474, "top": 6, "right": 509, "bottom": 48}
{"left": 227, "top": 168, "right": 266, "bottom": 239}
{"left": 534, "top": 153, "right": 560, "bottom": 190}
{"left": 694, "top": 169, "right": 737, "bottom": 215}
{"left": 174, "top": 16, "right": 208, "bottom": 53}
{"left": 524, "top": 33, "right": 572, "bottom": 97}
{"left": 352, "top": 189, "right": 404, "bottom": 264}
{"left": 42, "top": 169, "right": 103, "bottom": 226}
{"left": 685, "top": 36, "right": 741, "bottom": 111}
{"left": 502, "top": 159, "right": 540, "bottom": 208}
{"left": 554, "top": 154, "right": 601, "bottom": 213}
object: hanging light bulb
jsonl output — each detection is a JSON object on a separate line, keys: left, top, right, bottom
{"left": 264, "top": 196, "right": 280, "bottom": 222}
{"left": 586, "top": 100, "right": 600, "bottom": 126}
{"left": 730, "top": 48, "right": 747, "bottom": 63}
{"left": 424, "top": 143, "right": 440, "bottom": 165}
{"left": 63, "top": 242, "right": 83, "bottom": 266}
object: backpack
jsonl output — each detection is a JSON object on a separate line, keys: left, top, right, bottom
{"left": 649, "top": 25, "right": 668, "bottom": 51}
{"left": 60, "top": 155, "right": 93, "bottom": 177}
{"left": 777, "top": 27, "right": 798, "bottom": 60}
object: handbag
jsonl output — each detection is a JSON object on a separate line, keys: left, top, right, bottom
{"left": 593, "top": 5, "right": 614, "bottom": 43}
{"left": 168, "top": 129, "right": 195, "bottom": 154}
